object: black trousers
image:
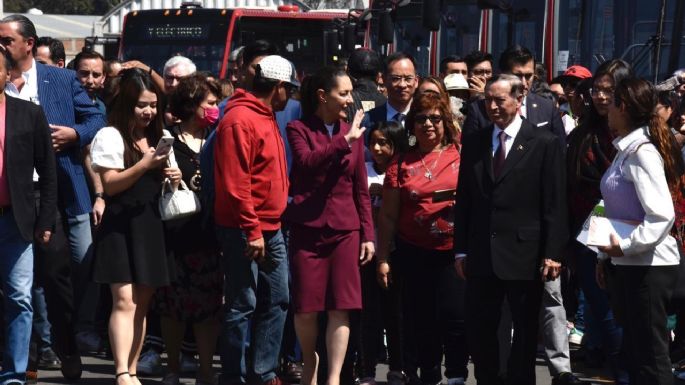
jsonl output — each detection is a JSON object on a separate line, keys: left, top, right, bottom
{"left": 357, "top": 261, "right": 404, "bottom": 377}
{"left": 394, "top": 240, "right": 468, "bottom": 384}
{"left": 466, "top": 276, "right": 543, "bottom": 385}
{"left": 32, "top": 201, "right": 78, "bottom": 359}
{"left": 610, "top": 264, "right": 678, "bottom": 385}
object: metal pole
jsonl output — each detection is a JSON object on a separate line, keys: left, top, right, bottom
{"left": 669, "top": 0, "right": 685, "bottom": 74}
{"left": 654, "top": 0, "right": 667, "bottom": 83}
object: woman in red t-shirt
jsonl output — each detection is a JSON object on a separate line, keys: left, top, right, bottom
{"left": 376, "top": 92, "right": 467, "bottom": 384}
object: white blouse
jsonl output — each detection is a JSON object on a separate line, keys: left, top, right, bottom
{"left": 91, "top": 126, "right": 125, "bottom": 171}
{"left": 600, "top": 128, "right": 680, "bottom": 266}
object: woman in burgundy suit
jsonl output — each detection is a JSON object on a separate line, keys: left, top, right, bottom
{"left": 285, "top": 67, "right": 375, "bottom": 385}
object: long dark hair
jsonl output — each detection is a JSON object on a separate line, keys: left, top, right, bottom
{"left": 614, "top": 78, "right": 685, "bottom": 197}
{"left": 567, "top": 59, "right": 633, "bottom": 184}
{"left": 108, "top": 68, "right": 165, "bottom": 167}
{"left": 300, "top": 66, "right": 349, "bottom": 119}
{"left": 368, "top": 120, "right": 409, "bottom": 156}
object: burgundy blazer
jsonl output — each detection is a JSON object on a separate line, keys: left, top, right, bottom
{"left": 284, "top": 115, "right": 374, "bottom": 242}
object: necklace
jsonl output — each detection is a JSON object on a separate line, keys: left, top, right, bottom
{"left": 178, "top": 126, "right": 207, "bottom": 192}
{"left": 419, "top": 147, "right": 445, "bottom": 180}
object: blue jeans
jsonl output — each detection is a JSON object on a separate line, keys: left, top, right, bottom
{"left": 0, "top": 212, "right": 34, "bottom": 385}
{"left": 218, "top": 227, "right": 289, "bottom": 384}
{"left": 66, "top": 213, "right": 91, "bottom": 264}
{"left": 66, "top": 213, "right": 99, "bottom": 333}
{"left": 32, "top": 285, "right": 52, "bottom": 350}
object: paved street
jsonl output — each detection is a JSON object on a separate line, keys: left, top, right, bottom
{"left": 35, "top": 354, "right": 626, "bottom": 385}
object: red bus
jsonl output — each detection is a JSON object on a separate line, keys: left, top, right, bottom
{"left": 119, "top": 4, "right": 349, "bottom": 78}
{"left": 386, "top": 0, "right": 685, "bottom": 81}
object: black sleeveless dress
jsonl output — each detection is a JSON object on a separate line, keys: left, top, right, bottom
{"left": 92, "top": 167, "right": 176, "bottom": 287}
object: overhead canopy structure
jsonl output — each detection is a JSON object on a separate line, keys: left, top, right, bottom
{"left": 8, "top": 13, "right": 100, "bottom": 39}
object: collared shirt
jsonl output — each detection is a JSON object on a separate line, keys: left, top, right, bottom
{"left": 0, "top": 98, "right": 9, "bottom": 206}
{"left": 386, "top": 102, "right": 411, "bottom": 127}
{"left": 491, "top": 114, "right": 523, "bottom": 157}
{"left": 5, "top": 59, "right": 39, "bottom": 104}
{"left": 599, "top": 127, "right": 680, "bottom": 266}
{"left": 520, "top": 95, "right": 528, "bottom": 118}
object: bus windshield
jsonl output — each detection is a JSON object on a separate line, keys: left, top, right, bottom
{"left": 233, "top": 16, "right": 335, "bottom": 76}
{"left": 121, "top": 10, "right": 231, "bottom": 75}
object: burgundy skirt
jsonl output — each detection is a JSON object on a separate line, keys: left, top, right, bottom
{"left": 289, "top": 223, "right": 362, "bottom": 313}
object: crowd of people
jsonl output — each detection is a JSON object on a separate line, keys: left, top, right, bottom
{"left": 4, "top": 11, "right": 685, "bottom": 385}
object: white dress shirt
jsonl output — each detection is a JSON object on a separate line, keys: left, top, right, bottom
{"left": 520, "top": 95, "right": 528, "bottom": 118}
{"left": 5, "top": 59, "right": 39, "bottom": 104}
{"left": 600, "top": 127, "right": 680, "bottom": 266}
{"left": 491, "top": 114, "right": 523, "bottom": 157}
{"left": 386, "top": 102, "right": 411, "bottom": 127}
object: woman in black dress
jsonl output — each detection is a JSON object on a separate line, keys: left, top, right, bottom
{"left": 154, "top": 73, "right": 223, "bottom": 385}
{"left": 90, "top": 68, "right": 181, "bottom": 385}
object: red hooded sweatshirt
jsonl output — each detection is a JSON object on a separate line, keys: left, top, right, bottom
{"left": 214, "top": 89, "right": 289, "bottom": 241}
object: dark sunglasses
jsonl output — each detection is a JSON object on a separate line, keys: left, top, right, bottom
{"left": 415, "top": 114, "right": 443, "bottom": 124}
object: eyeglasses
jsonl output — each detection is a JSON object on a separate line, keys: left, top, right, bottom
{"left": 471, "top": 68, "right": 493, "bottom": 77}
{"left": 388, "top": 75, "right": 416, "bottom": 85}
{"left": 512, "top": 72, "right": 534, "bottom": 82}
{"left": 164, "top": 74, "right": 185, "bottom": 82}
{"left": 415, "top": 114, "right": 443, "bottom": 124}
{"left": 590, "top": 87, "right": 614, "bottom": 99}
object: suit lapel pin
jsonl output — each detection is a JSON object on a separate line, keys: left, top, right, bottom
{"left": 532, "top": 103, "right": 538, "bottom": 108}
{"left": 517, "top": 144, "right": 524, "bottom": 151}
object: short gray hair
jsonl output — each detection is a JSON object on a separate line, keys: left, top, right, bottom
{"left": 486, "top": 73, "right": 524, "bottom": 98}
{"left": 163, "top": 55, "right": 196, "bottom": 76}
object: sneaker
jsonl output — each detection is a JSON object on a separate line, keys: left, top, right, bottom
{"left": 358, "top": 377, "right": 376, "bottom": 385}
{"left": 568, "top": 328, "right": 584, "bottom": 346}
{"left": 446, "top": 378, "right": 465, "bottom": 385}
{"left": 26, "top": 370, "right": 38, "bottom": 384}
{"left": 161, "top": 373, "right": 181, "bottom": 385}
{"left": 38, "top": 347, "right": 61, "bottom": 370}
{"left": 180, "top": 352, "right": 199, "bottom": 373}
{"left": 137, "top": 349, "right": 163, "bottom": 376}
{"left": 387, "top": 370, "right": 407, "bottom": 385}
{"left": 76, "top": 331, "right": 102, "bottom": 353}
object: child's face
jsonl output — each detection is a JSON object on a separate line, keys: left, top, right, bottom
{"left": 369, "top": 130, "right": 394, "bottom": 168}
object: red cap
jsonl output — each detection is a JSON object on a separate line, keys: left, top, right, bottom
{"left": 562, "top": 65, "right": 592, "bottom": 79}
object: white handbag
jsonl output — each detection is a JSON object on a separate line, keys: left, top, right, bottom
{"left": 159, "top": 179, "right": 201, "bottom": 221}
{"left": 158, "top": 149, "right": 201, "bottom": 221}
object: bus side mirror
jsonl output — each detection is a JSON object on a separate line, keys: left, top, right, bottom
{"left": 378, "top": 11, "right": 394, "bottom": 44}
{"left": 325, "top": 29, "right": 340, "bottom": 53}
{"left": 422, "top": 0, "right": 441, "bottom": 31}
{"left": 344, "top": 23, "right": 357, "bottom": 52}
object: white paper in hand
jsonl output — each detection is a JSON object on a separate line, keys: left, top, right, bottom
{"left": 585, "top": 217, "right": 638, "bottom": 247}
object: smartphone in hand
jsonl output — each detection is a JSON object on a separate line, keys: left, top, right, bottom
{"left": 155, "top": 136, "right": 174, "bottom": 156}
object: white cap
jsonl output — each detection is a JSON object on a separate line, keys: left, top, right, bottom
{"left": 257, "top": 55, "right": 300, "bottom": 87}
{"left": 444, "top": 73, "right": 469, "bottom": 91}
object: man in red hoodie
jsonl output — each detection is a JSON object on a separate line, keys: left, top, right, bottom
{"left": 214, "top": 55, "right": 297, "bottom": 385}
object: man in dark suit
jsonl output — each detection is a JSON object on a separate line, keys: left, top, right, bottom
{"left": 0, "top": 14, "right": 106, "bottom": 380}
{"left": 454, "top": 74, "right": 567, "bottom": 385}
{"left": 461, "top": 45, "right": 578, "bottom": 385}
{"left": 362, "top": 52, "right": 417, "bottom": 133}
{"left": 0, "top": 48, "right": 57, "bottom": 385}
{"left": 462, "top": 45, "right": 565, "bottom": 142}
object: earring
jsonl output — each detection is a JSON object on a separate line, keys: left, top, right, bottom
{"left": 408, "top": 135, "right": 416, "bottom": 147}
